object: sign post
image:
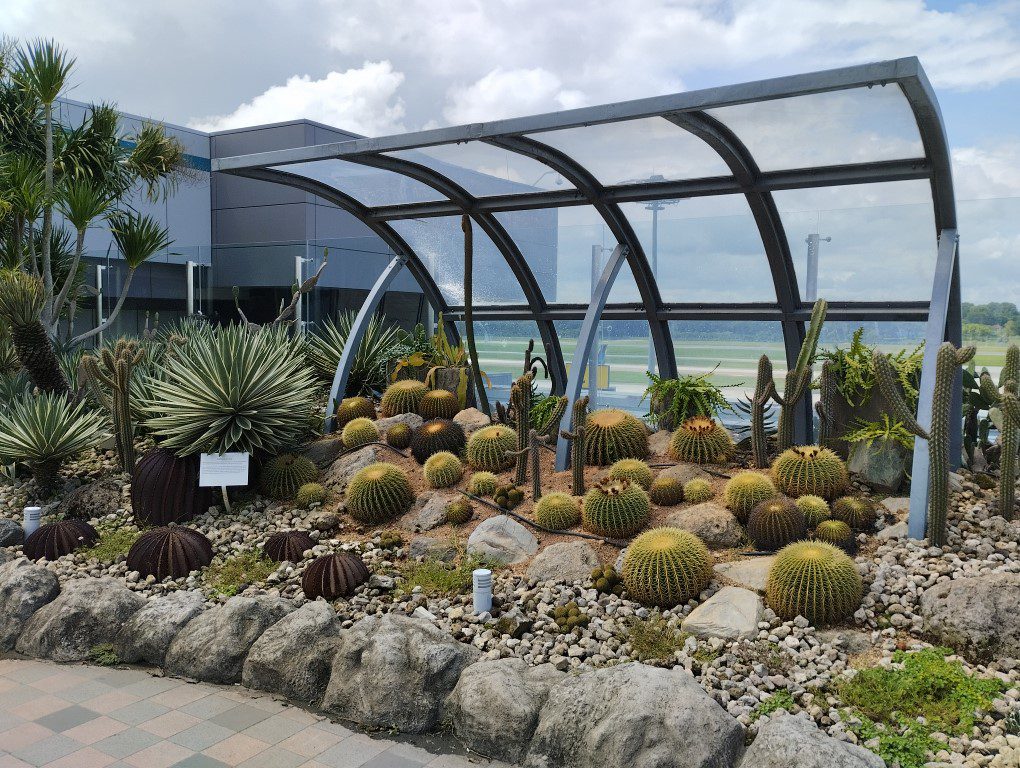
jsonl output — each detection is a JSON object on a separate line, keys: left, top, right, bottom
{"left": 199, "top": 453, "right": 251, "bottom": 513}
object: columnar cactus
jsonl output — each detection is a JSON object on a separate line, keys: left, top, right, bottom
{"left": 510, "top": 373, "right": 533, "bottom": 486}
{"left": 978, "top": 344, "right": 1019, "bottom": 520}
{"left": 815, "top": 360, "right": 841, "bottom": 454}
{"left": 80, "top": 338, "right": 144, "bottom": 473}
{"left": 750, "top": 354, "right": 780, "bottom": 468}
{"left": 776, "top": 299, "right": 827, "bottom": 451}
{"left": 538, "top": 395, "right": 569, "bottom": 441}
{"left": 561, "top": 396, "right": 590, "bottom": 495}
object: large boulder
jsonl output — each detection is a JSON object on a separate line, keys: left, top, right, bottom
{"left": 740, "top": 712, "right": 884, "bottom": 768}
{"left": 0, "top": 519, "right": 25, "bottom": 547}
{"left": 322, "top": 446, "right": 377, "bottom": 495}
{"left": 453, "top": 408, "right": 490, "bottom": 436}
{"left": 322, "top": 614, "right": 480, "bottom": 733}
{"left": 16, "top": 577, "right": 144, "bottom": 662}
{"left": 847, "top": 437, "right": 909, "bottom": 493}
{"left": 681, "top": 586, "right": 762, "bottom": 640}
{"left": 467, "top": 515, "right": 538, "bottom": 564}
{"left": 0, "top": 559, "right": 60, "bottom": 650}
{"left": 163, "top": 596, "right": 294, "bottom": 683}
{"left": 648, "top": 429, "right": 673, "bottom": 456}
{"left": 524, "top": 662, "right": 743, "bottom": 768}
{"left": 242, "top": 601, "right": 341, "bottom": 704}
{"left": 919, "top": 572, "right": 1020, "bottom": 660}
{"left": 667, "top": 502, "right": 744, "bottom": 548}
{"left": 58, "top": 479, "right": 122, "bottom": 521}
{"left": 114, "top": 590, "right": 206, "bottom": 666}
{"left": 409, "top": 535, "right": 458, "bottom": 562}
{"left": 403, "top": 491, "right": 460, "bottom": 533}
{"left": 450, "top": 659, "right": 563, "bottom": 763}
{"left": 526, "top": 541, "right": 600, "bottom": 584}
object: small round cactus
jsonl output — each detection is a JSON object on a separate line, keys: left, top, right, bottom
{"left": 419, "top": 389, "right": 460, "bottom": 420}
{"left": 552, "top": 601, "right": 590, "bottom": 633}
{"left": 581, "top": 478, "right": 650, "bottom": 539}
{"left": 341, "top": 417, "right": 379, "bottom": 449}
{"left": 831, "top": 496, "right": 877, "bottom": 532}
{"left": 379, "top": 530, "right": 403, "bottom": 549}
{"left": 771, "top": 446, "right": 848, "bottom": 499}
{"left": 649, "top": 476, "right": 685, "bottom": 506}
{"left": 534, "top": 492, "right": 581, "bottom": 530}
{"left": 607, "top": 458, "right": 653, "bottom": 490}
{"left": 814, "top": 519, "right": 855, "bottom": 552}
{"left": 345, "top": 462, "right": 414, "bottom": 524}
{"left": 295, "top": 482, "right": 327, "bottom": 509}
{"left": 466, "top": 471, "right": 498, "bottom": 497}
{"left": 302, "top": 552, "right": 370, "bottom": 600}
{"left": 667, "top": 416, "right": 734, "bottom": 464}
{"left": 410, "top": 419, "right": 466, "bottom": 464}
{"left": 380, "top": 379, "right": 427, "bottom": 417}
{"left": 127, "top": 526, "right": 214, "bottom": 581}
{"left": 585, "top": 409, "right": 649, "bottom": 465}
{"left": 591, "top": 566, "right": 625, "bottom": 596}
{"left": 493, "top": 484, "right": 524, "bottom": 509}
{"left": 445, "top": 498, "right": 473, "bottom": 525}
{"left": 466, "top": 425, "right": 518, "bottom": 472}
{"left": 259, "top": 454, "right": 319, "bottom": 501}
{"left": 795, "top": 495, "right": 831, "bottom": 528}
{"left": 683, "top": 478, "right": 714, "bottom": 503}
{"left": 24, "top": 520, "right": 99, "bottom": 561}
{"left": 746, "top": 497, "right": 807, "bottom": 552}
{"left": 765, "top": 541, "right": 863, "bottom": 625}
{"left": 264, "top": 530, "right": 315, "bottom": 562}
{"left": 334, "top": 396, "right": 376, "bottom": 429}
{"left": 724, "top": 471, "right": 778, "bottom": 522}
{"left": 385, "top": 423, "right": 412, "bottom": 450}
{"left": 423, "top": 451, "right": 464, "bottom": 489}
{"left": 622, "top": 527, "right": 713, "bottom": 608}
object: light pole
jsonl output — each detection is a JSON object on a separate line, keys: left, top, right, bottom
{"left": 804, "top": 233, "right": 831, "bottom": 302}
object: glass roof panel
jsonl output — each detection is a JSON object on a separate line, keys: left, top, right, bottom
{"left": 525, "top": 117, "right": 730, "bottom": 186}
{"left": 773, "top": 179, "right": 937, "bottom": 301}
{"left": 620, "top": 195, "right": 777, "bottom": 302}
{"left": 389, "top": 216, "right": 526, "bottom": 305}
{"left": 278, "top": 160, "right": 446, "bottom": 207}
{"left": 706, "top": 85, "right": 923, "bottom": 172}
{"left": 384, "top": 142, "right": 577, "bottom": 197}
{"left": 456, "top": 320, "right": 553, "bottom": 401}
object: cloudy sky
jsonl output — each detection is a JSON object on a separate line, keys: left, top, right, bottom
{"left": 7, "top": 0, "right": 1020, "bottom": 303}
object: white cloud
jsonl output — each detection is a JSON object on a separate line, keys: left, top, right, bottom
{"left": 443, "top": 68, "right": 588, "bottom": 124}
{"left": 188, "top": 61, "right": 406, "bottom": 136}
{"left": 952, "top": 142, "right": 1020, "bottom": 200}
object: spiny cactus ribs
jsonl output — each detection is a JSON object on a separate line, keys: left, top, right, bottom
{"left": 585, "top": 409, "right": 649, "bottom": 466}
{"left": 765, "top": 540, "right": 862, "bottom": 625}
{"left": 423, "top": 451, "right": 464, "bottom": 488}
{"left": 795, "top": 495, "right": 831, "bottom": 528}
{"left": 302, "top": 552, "right": 370, "bottom": 600}
{"left": 445, "top": 498, "right": 473, "bottom": 525}
{"left": 622, "top": 527, "right": 713, "bottom": 608}
{"left": 264, "top": 530, "right": 315, "bottom": 562}
{"left": 683, "top": 479, "right": 714, "bottom": 503}
{"left": 385, "top": 423, "right": 412, "bottom": 450}
{"left": 419, "top": 389, "right": 460, "bottom": 420}
{"left": 466, "top": 424, "right": 518, "bottom": 472}
{"left": 668, "top": 416, "right": 734, "bottom": 464}
{"left": 334, "top": 396, "right": 376, "bottom": 429}
{"left": 23, "top": 520, "right": 99, "bottom": 561}
{"left": 341, "top": 417, "right": 379, "bottom": 449}
{"left": 295, "top": 482, "right": 327, "bottom": 509}
{"left": 534, "top": 492, "right": 581, "bottom": 530}
{"left": 813, "top": 520, "right": 854, "bottom": 552}
{"left": 771, "top": 445, "right": 848, "bottom": 499}
{"left": 649, "top": 476, "right": 685, "bottom": 506}
{"left": 127, "top": 526, "right": 214, "bottom": 580}
{"left": 581, "top": 478, "right": 650, "bottom": 539}
{"left": 724, "top": 472, "right": 777, "bottom": 523}
{"left": 131, "top": 448, "right": 212, "bottom": 526}
{"left": 410, "top": 419, "right": 466, "bottom": 464}
{"left": 259, "top": 454, "right": 320, "bottom": 501}
{"left": 345, "top": 463, "right": 414, "bottom": 524}
{"left": 746, "top": 497, "right": 807, "bottom": 552}
{"left": 831, "top": 496, "right": 877, "bottom": 532}
{"left": 607, "top": 459, "right": 653, "bottom": 490}
{"left": 380, "top": 379, "right": 427, "bottom": 417}
{"left": 466, "top": 471, "right": 498, "bottom": 496}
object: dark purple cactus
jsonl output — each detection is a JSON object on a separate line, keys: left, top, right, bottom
{"left": 302, "top": 552, "right": 369, "bottom": 600}
{"left": 126, "top": 526, "right": 213, "bottom": 581}
{"left": 131, "top": 448, "right": 213, "bottom": 526}
{"left": 23, "top": 520, "right": 99, "bottom": 561}
{"left": 264, "top": 530, "right": 315, "bottom": 562}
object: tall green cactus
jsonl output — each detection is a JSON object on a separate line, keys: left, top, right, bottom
{"left": 750, "top": 355, "right": 779, "bottom": 468}
{"left": 815, "top": 359, "right": 841, "bottom": 454}
{"left": 874, "top": 343, "right": 975, "bottom": 545}
{"left": 510, "top": 372, "right": 533, "bottom": 486}
{"left": 80, "top": 338, "right": 144, "bottom": 473}
{"left": 978, "top": 344, "right": 1019, "bottom": 520}
{"left": 539, "top": 395, "right": 568, "bottom": 442}
{"left": 775, "top": 299, "right": 827, "bottom": 451}
{"left": 561, "top": 395, "right": 589, "bottom": 495}
{"left": 528, "top": 428, "right": 542, "bottom": 501}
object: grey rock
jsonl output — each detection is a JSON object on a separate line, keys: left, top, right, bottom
{"left": 403, "top": 491, "right": 460, "bottom": 532}
{"left": 58, "top": 479, "right": 122, "bottom": 521}
{"left": 16, "top": 577, "right": 144, "bottom": 662}
{"left": 0, "top": 559, "right": 60, "bottom": 650}
{"left": 322, "top": 446, "right": 377, "bottom": 494}
{"left": 376, "top": 413, "right": 424, "bottom": 434}
{"left": 525, "top": 662, "right": 743, "bottom": 768}
{"left": 163, "top": 596, "right": 294, "bottom": 683}
{"left": 714, "top": 556, "right": 774, "bottom": 593}
{"left": 740, "top": 712, "right": 884, "bottom": 768}
{"left": 409, "top": 535, "right": 458, "bottom": 562}
{"left": 879, "top": 496, "right": 910, "bottom": 518}
{"left": 307, "top": 509, "right": 341, "bottom": 532}
{"left": 450, "top": 659, "right": 563, "bottom": 763}
{"left": 681, "top": 585, "right": 762, "bottom": 640}
{"left": 667, "top": 502, "right": 743, "bottom": 548}
{"left": 322, "top": 614, "right": 480, "bottom": 732}
{"left": 659, "top": 463, "right": 712, "bottom": 485}
{"left": 300, "top": 436, "right": 346, "bottom": 470}
{"left": 847, "top": 437, "right": 910, "bottom": 493}
{"left": 817, "top": 629, "right": 873, "bottom": 655}
{"left": 647, "top": 429, "right": 673, "bottom": 456}
{"left": 0, "top": 519, "right": 26, "bottom": 547}
{"left": 242, "top": 601, "right": 341, "bottom": 704}
{"left": 876, "top": 521, "right": 909, "bottom": 541}
{"left": 526, "top": 542, "right": 599, "bottom": 584}
{"left": 467, "top": 515, "right": 538, "bottom": 565}
{"left": 919, "top": 572, "right": 1020, "bottom": 661}
{"left": 114, "top": 591, "right": 205, "bottom": 666}
{"left": 452, "top": 407, "right": 490, "bottom": 436}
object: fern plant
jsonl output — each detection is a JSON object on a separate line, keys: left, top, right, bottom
{"left": 641, "top": 367, "right": 735, "bottom": 429}
{"left": 844, "top": 414, "right": 916, "bottom": 450}
{"left": 818, "top": 329, "right": 924, "bottom": 410}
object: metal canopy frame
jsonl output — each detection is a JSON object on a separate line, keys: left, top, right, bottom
{"left": 214, "top": 56, "right": 960, "bottom": 538}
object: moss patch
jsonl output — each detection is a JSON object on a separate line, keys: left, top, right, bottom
{"left": 398, "top": 547, "right": 494, "bottom": 597}
{"left": 625, "top": 613, "right": 689, "bottom": 662}
{"left": 88, "top": 643, "right": 120, "bottom": 666}
{"left": 83, "top": 527, "right": 139, "bottom": 563}
{"left": 750, "top": 689, "right": 795, "bottom": 722}
{"left": 204, "top": 551, "right": 277, "bottom": 596}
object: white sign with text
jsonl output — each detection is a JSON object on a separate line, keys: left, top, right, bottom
{"left": 199, "top": 452, "right": 250, "bottom": 487}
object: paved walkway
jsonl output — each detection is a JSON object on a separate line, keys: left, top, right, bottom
{"left": 0, "top": 658, "right": 509, "bottom": 768}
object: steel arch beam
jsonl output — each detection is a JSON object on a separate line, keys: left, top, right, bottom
{"left": 489, "top": 135, "right": 678, "bottom": 380}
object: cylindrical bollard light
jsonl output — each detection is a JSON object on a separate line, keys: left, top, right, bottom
{"left": 472, "top": 568, "right": 492, "bottom": 614}
{"left": 23, "top": 506, "right": 41, "bottom": 537}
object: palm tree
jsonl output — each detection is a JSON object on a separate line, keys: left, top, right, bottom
{"left": 0, "top": 269, "right": 68, "bottom": 393}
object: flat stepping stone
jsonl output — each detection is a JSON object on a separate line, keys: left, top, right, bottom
{"left": 714, "top": 556, "right": 774, "bottom": 593}
{"left": 681, "top": 585, "right": 762, "bottom": 640}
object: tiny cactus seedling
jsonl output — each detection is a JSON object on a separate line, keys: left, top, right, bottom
{"left": 385, "top": 423, "right": 412, "bottom": 450}
{"left": 341, "top": 417, "right": 379, "bottom": 449}
{"left": 795, "top": 495, "right": 831, "bottom": 528}
{"left": 724, "top": 471, "right": 778, "bottom": 522}
{"left": 419, "top": 389, "right": 460, "bottom": 420}
{"left": 334, "top": 396, "right": 376, "bottom": 429}
{"left": 771, "top": 446, "right": 848, "bottom": 499}
{"left": 466, "top": 425, "right": 518, "bottom": 472}
{"left": 765, "top": 540, "right": 862, "bottom": 625}
{"left": 649, "top": 476, "right": 685, "bottom": 506}
{"left": 683, "top": 479, "right": 714, "bottom": 503}
{"left": 552, "top": 601, "right": 590, "bottom": 633}
{"left": 493, "top": 484, "right": 525, "bottom": 509}
{"left": 445, "top": 498, "right": 473, "bottom": 525}
{"left": 534, "top": 492, "right": 582, "bottom": 530}
{"left": 584, "top": 409, "right": 649, "bottom": 466}
{"left": 668, "top": 416, "right": 734, "bottom": 464}
{"left": 295, "top": 482, "right": 327, "bottom": 509}
{"left": 466, "top": 471, "right": 499, "bottom": 496}
{"left": 591, "top": 566, "right": 625, "bottom": 596}
{"left": 380, "top": 379, "right": 427, "bottom": 417}
{"left": 345, "top": 463, "right": 414, "bottom": 524}
{"left": 423, "top": 451, "right": 464, "bottom": 488}
{"left": 581, "top": 478, "right": 651, "bottom": 539}
{"left": 622, "top": 527, "right": 713, "bottom": 608}
{"left": 746, "top": 497, "right": 807, "bottom": 552}
{"left": 259, "top": 454, "right": 319, "bottom": 501}
{"left": 410, "top": 419, "right": 466, "bottom": 464}
{"left": 607, "top": 458, "right": 653, "bottom": 490}
{"left": 379, "top": 530, "right": 404, "bottom": 549}
{"left": 830, "top": 496, "right": 877, "bottom": 532}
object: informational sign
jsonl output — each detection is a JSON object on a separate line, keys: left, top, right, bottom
{"left": 199, "top": 453, "right": 250, "bottom": 487}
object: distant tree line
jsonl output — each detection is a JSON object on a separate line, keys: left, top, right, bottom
{"left": 962, "top": 302, "right": 1019, "bottom": 339}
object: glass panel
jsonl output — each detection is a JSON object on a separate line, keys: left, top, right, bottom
{"left": 527, "top": 117, "right": 730, "bottom": 185}
{"left": 620, "top": 195, "right": 777, "bottom": 302}
{"left": 456, "top": 320, "right": 554, "bottom": 404}
{"left": 773, "top": 180, "right": 937, "bottom": 301}
{"left": 390, "top": 216, "right": 526, "bottom": 305}
{"left": 278, "top": 160, "right": 446, "bottom": 207}
{"left": 707, "top": 85, "right": 923, "bottom": 171}
{"left": 385, "top": 142, "right": 577, "bottom": 197}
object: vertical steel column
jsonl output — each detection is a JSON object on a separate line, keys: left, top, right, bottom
{"left": 324, "top": 254, "right": 408, "bottom": 433}
{"left": 907, "top": 229, "right": 958, "bottom": 539}
{"left": 555, "top": 244, "right": 628, "bottom": 471}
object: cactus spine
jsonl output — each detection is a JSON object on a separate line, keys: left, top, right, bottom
{"left": 751, "top": 354, "right": 779, "bottom": 468}
{"left": 978, "top": 344, "right": 1019, "bottom": 519}
{"left": 776, "top": 299, "right": 827, "bottom": 451}
{"left": 80, "top": 338, "right": 144, "bottom": 473}
{"left": 561, "top": 396, "right": 589, "bottom": 496}
{"left": 529, "top": 429, "right": 542, "bottom": 501}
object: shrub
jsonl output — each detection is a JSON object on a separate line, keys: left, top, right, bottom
{"left": 307, "top": 311, "right": 403, "bottom": 396}
{"left": 582, "top": 478, "right": 650, "bottom": 538}
{"left": 399, "top": 549, "right": 492, "bottom": 596}
{"left": 205, "top": 550, "right": 277, "bottom": 596}
{"left": 625, "top": 612, "right": 688, "bottom": 662}
{"left": 622, "top": 527, "right": 712, "bottom": 608}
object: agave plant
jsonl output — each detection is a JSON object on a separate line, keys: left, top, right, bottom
{"left": 306, "top": 310, "right": 404, "bottom": 397}
{"left": 0, "top": 391, "right": 109, "bottom": 492}
{"left": 142, "top": 324, "right": 317, "bottom": 456}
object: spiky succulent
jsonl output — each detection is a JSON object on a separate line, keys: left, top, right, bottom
{"left": 831, "top": 496, "right": 877, "bottom": 532}
{"left": 771, "top": 446, "right": 848, "bottom": 499}
{"left": 445, "top": 498, "right": 473, "bottom": 525}
{"left": 295, "top": 482, "right": 327, "bottom": 509}
{"left": 466, "top": 471, "right": 499, "bottom": 496}
{"left": 649, "top": 476, "right": 685, "bottom": 506}
{"left": 795, "top": 495, "right": 831, "bottom": 528}
{"left": 410, "top": 419, "right": 466, "bottom": 464}
{"left": 683, "top": 478, "right": 714, "bottom": 503}
{"left": 591, "top": 566, "right": 625, "bottom": 596}
{"left": 493, "top": 484, "right": 524, "bottom": 509}
{"left": 379, "top": 529, "right": 404, "bottom": 549}
{"left": 466, "top": 424, "right": 518, "bottom": 472}
{"left": 341, "top": 417, "right": 379, "bottom": 449}
{"left": 345, "top": 462, "right": 414, "bottom": 524}
{"left": 667, "top": 416, "right": 734, "bottom": 464}
{"left": 419, "top": 389, "right": 460, "bottom": 420}
{"left": 765, "top": 541, "right": 862, "bottom": 625}
{"left": 584, "top": 409, "right": 649, "bottom": 466}
{"left": 132, "top": 448, "right": 211, "bottom": 526}
{"left": 143, "top": 324, "right": 316, "bottom": 456}
{"left": 333, "top": 396, "right": 376, "bottom": 430}
{"left": 423, "top": 451, "right": 464, "bottom": 488}
{"left": 607, "top": 458, "right": 653, "bottom": 490}
{"left": 724, "top": 471, "right": 778, "bottom": 522}
{"left": 814, "top": 520, "right": 854, "bottom": 552}
{"left": 534, "top": 492, "right": 581, "bottom": 530}
{"left": 307, "top": 311, "right": 404, "bottom": 396}
{"left": 582, "top": 478, "right": 651, "bottom": 539}
{"left": 747, "top": 497, "right": 807, "bottom": 552}
{"left": 622, "top": 527, "right": 713, "bottom": 608}
{"left": 385, "top": 423, "right": 412, "bottom": 450}
{"left": 264, "top": 530, "right": 315, "bottom": 562}
{"left": 380, "top": 379, "right": 427, "bottom": 417}
{"left": 552, "top": 601, "right": 590, "bottom": 633}
{"left": 259, "top": 454, "right": 319, "bottom": 501}
{"left": 23, "top": 520, "right": 99, "bottom": 561}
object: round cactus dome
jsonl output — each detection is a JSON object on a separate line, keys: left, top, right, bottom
{"left": 581, "top": 478, "right": 650, "bottom": 539}
{"left": 127, "top": 526, "right": 214, "bottom": 581}
{"left": 771, "top": 445, "right": 848, "bottom": 499}
{"left": 795, "top": 495, "right": 831, "bottom": 528}
{"left": 649, "top": 476, "right": 685, "bottom": 506}
{"left": 534, "top": 492, "right": 582, "bottom": 530}
{"left": 607, "top": 458, "right": 653, "bottom": 490}
{"left": 831, "top": 496, "right": 877, "bottom": 532}
{"left": 345, "top": 462, "right": 414, "bottom": 524}
{"left": 23, "top": 520, "right": 99, "bottom": 561}
{"left": 264, "top": 530, "right": 315, "bottom": 562}
{"left": 259, "top": 454, "right": 319, "bottom": 501}
{"left": 746, "top": 497, "right": 807, "bottom": 552}
{"left": 466, "top": 425, "right": 518, "bottom": 472}
{"left": 622, "top": 527, "right": 713, "bottom": 608}
{"left": 724, "top": 471, "right": 778, "bottom": 523}
{"left": 423, "top": 451, "right": 464, "bottom": 489}
{"left": 341, "top": 417, "right": 379, "bottom": 449}
{"left": 667, "top": 416, "right": 734, "bottom": 464}
{"left": 682, "top": 478, "right": 714, "bottom": 503}
{"left": 410, "top": 419, "right": 467, "bottom": 464}
{"left": 765, "top": 541, "right": 862, "bottom": 625}
{"left": 385, "top": 423, "right": 412, "bottom": 450}
{"left": 380, "top": 379, "right": 427, "bottom": 417}
{"left": 333, "top": 396, "right": 376, "bottom": 429}
{"left": 466, "top": 471, "right": 499, "bottom": 497}
{"left": 584, "top": 409, "right": 649, "bottom": 466}
{"left": 302, "top": 552, "right": 370, "bottom": 600}
{"left": 419, "top": 389, "right": 460, "bottom": 420}
{"left": 814, "top": 519, "right": 854, "bottom": 552}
